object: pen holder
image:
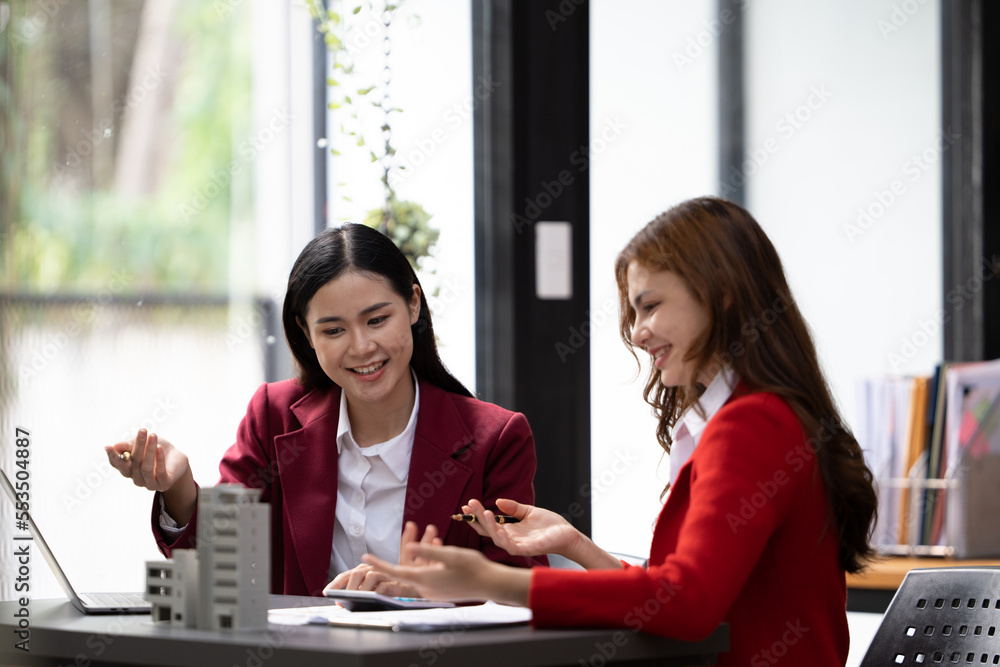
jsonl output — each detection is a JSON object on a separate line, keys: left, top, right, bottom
{"left": 876, "top": 447, "right": 1000, "bottom": 558}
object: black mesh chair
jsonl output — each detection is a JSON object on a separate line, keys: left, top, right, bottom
{"left": 860, "top": 567, "right": 1000, "bottom": 666}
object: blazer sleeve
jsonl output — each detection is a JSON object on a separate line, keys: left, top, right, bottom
{"left": 150, "top": 383, "right": 275, "bottom": 556}
{"left": 477, "top": 411, "right": 548, "bottom": 568}
{"left": 528, "top": 396, "right": 806, "bottom": 639}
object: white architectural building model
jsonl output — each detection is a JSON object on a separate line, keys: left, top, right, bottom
{"left": 145, "top": 550, "right": 197, "bottom": 627}
{"left": 144, "top": 484, "right": 269, "bottom": 631}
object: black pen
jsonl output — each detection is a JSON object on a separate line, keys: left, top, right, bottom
{"left": 451, "top": 513, "right": 520, "bottom": 524}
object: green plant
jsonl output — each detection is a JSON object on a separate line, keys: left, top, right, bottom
{"left": 361, "top": 197, "right": 438, "bottom": 271}
{"left": 304, "top": 0, "right": 438, "bottom": 270}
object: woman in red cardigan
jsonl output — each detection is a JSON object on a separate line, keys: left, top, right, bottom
{"left": 365, "top": 197, "right": 878, "bottom": 667}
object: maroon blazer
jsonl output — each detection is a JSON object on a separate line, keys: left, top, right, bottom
{"left": 152, "top": 378, "right": 546, "bottom": 596}
{"left": 529, "top": 390, "right": 849, "bottom": 667}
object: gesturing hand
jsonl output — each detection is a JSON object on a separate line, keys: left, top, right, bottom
{"left": 105, "top": 429, "right": 189, "bottom": 493}
{"left": 460, "top": 498, "right": 581, "bottom": 559}
{"left": 362, "top": 542, "right": 531, "bottom": 606}
{"left": 323, "top": 521, "right": 444, "bottom": 597}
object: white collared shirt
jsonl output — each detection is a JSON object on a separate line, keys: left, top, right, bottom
{"left": 667, "top": 366, "right": 739, "bottom": 487}
{"left": 330, "top": 372, "right": 419, "bottom": 580}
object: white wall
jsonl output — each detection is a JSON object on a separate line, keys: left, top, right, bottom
{"left": 743, "top": 0, "right": 942, "bottom": 427}
{"left": 589, "top": 0, "right": 719, "bottom": 556}
{"left": 589, "top": 0, "right": 941, "bottom": 557}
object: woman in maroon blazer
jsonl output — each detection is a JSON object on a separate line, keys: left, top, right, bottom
{"left": 106, "top": 224, "right": 544, "bottom": 597}
{"left": 365, "top": 197, "right": 878, "bottom": 667}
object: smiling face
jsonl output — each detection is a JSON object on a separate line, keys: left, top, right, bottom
{"left": 298, "top": 271, "right": 421, "bottom": 410}
{"left": 626, "top": 261, "right": 712, "bottom": 389}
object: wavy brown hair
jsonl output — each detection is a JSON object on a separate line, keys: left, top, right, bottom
{"left": 614, "top": 196, "right": 876, "bottom": 573}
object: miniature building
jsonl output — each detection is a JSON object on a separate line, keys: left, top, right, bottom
{"left": 144, "top": 550, "right": 197, "bottom": 627}
{"left": 144, "top": 484, "right": 269, "bottom": 631}
{"left": 195, "top": 484, "right": 269, "bottom": 631}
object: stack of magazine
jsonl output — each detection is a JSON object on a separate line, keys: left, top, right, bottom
{"left": 856, "top": 358, "right": 1000, "bottom": 557}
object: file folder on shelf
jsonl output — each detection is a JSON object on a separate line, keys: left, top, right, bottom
{"left": 864, "top": 359, "right": 1000, "bottom": 559}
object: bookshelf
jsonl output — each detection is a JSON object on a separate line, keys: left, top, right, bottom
{"left": 858, "top": 360, "right": 1000, "bottom": 560}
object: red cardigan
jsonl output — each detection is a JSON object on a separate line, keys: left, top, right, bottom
{"left": 530, "top": 391, "right": 849, "bottom": 667}
{"left": 152, "top": 378, "right": 545, "bottom": 596}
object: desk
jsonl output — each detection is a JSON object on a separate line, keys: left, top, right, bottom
{"left": 0, "top": 596, "right": 728, "bottom": 667}
{"left": 846, "top": 557, "right": 1000, "bottom": 613}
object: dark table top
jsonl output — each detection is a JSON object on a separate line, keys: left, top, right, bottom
{"left": 0, "top": 595, "right": 728, "bottom": 667}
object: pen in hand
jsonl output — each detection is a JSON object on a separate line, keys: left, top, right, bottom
{"left": 451, "top": 513, "right": 520, "bottom": 524}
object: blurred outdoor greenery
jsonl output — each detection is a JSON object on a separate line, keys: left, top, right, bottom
{"left": 1, "top": 1, "right": 250, "bottom": 295}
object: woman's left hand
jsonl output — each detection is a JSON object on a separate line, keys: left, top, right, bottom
{"left": 363, "top": 542, "right": 531, "bottom": 606}
{"left": 323, "top": 521, "right": 443, "bottom": 597}
{"left": 324, "top": 563, "right": 419, "bottom": 597}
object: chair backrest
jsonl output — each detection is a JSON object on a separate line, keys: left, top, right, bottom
{"left": 860, "top": 567, "right": 1000, "bottom": 666}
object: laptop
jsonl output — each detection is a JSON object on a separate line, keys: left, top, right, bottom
{"left": 0, "top": 467, "right": 150, "bottom": 614}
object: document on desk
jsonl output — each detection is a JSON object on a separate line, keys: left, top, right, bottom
{"left": 269, "top": 601, "right": 532, "bottom": 632}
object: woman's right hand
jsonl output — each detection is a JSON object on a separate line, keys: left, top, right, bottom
{"left": 463, "top": 498, "right": 623, "bottom": 570}
{"left": 460, "top": 498, "right": 581, "bottom": 559}
{"left": 105, "top": 429, "right": 190, "bottom": 493}
{"left": 106, "top": 429, "right": 198, "bottom": 525}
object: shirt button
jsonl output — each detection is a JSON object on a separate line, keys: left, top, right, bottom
{"left": 355, "top": 493, "right": 364, "bottom": 504}
{"left": 352, "top": 525, "right": 362, "bottom": 535}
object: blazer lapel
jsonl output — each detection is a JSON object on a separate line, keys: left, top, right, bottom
{"left": 275, "top": 385, "right": 341, "bottom": 595}
{"left": 403, "top": 382, "right": 474, "bottom": 541}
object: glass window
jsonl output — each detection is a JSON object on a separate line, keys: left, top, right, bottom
{"left": 0, "top": 0, "right": 475, "bottom": 599}
{"left": 0, "top": 0, "right": 295, "bottom": 597}
{"left": 322, "top": 0, "right": 476, "bottom": 391}
{"left": 589, "top": 0, "right": 719, "bottom": 556}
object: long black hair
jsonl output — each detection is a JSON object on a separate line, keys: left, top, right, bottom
{"left": 282, "top": 223, "right": 472, "bottom": 398}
